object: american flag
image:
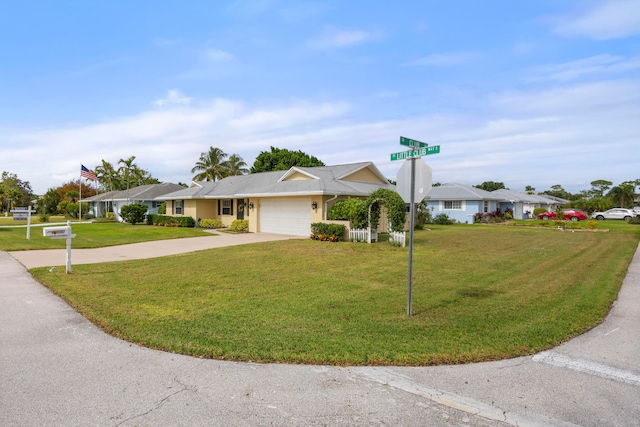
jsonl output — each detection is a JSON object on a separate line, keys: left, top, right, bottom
{"left": 81, "top": 164, "right": 98, "bottom": 181}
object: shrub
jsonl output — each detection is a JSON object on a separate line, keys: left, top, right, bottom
{"left": 567, "top": 222, "right": 581, "bottom": 229}
{"left": 628, "top": 216, "right": 640, "bottom": 225}
{"left": 106, "top": 212, "right": 115, "bottom": 220}
{"left": 147, "top": 214, "right": 196, "bottom": 227}
{"left": 199, "top": 218, "right": 224, "bottom": 229}
{"left": 120, "top": 204, "right": 148, "bottom": 225}
{"left": 38, "top": 213, "right": 50, "bottom": 222}
{"left": 533, "top": 207, "right": 547, "bottom": 217}
{"left": 230, "top": 219, "right": 249, "bottom": 231}
{"left": 585, "top": 220, "right": 599, "bottom": 229}
{"left": 311, "top": 223, "right": 346, "bottom": 241}
{"left": 433, "top": 213, "right": 455, "bottom": 225}
{"left": 157, "top": 202, "right": 166, "bottom": 215}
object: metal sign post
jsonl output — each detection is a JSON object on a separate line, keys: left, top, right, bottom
{"left": 392, "top": 137, "right": 439, "bottom": 316}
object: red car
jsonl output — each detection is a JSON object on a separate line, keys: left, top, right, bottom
{"left": 538, "top": 209, "right": 588, "bottom": 221}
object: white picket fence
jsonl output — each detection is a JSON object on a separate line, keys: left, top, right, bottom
{"left": 348, "top": 227, "right": 378, "bottom": 243}
{"left": 389, "top": 230, "right": 406, "bottom": 247}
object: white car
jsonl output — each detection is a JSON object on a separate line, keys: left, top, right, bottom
{"left": 591, "top": 208, "right": 635, "bottom": 221}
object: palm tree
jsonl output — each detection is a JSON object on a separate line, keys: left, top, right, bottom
{"left": 607, "top": 184, "right": 635, "bottom": 208}
{"left": 119, "top": 155, "right": 137, "bottom": 204}
{"left": 222, "top": 154, "right": 249, "bottom": 177}
{"left": 191, "top": 147, "right": 228, "bottom": 182}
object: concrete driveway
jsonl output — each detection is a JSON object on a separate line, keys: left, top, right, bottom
{"left": 2, "top": 235, "right": 639, "bottom": 426}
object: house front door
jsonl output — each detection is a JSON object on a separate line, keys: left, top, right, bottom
{"left": 237, "top": 199, "right": 245, "bottom": 220}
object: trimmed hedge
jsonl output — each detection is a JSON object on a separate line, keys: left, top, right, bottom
{"left": 230, "top": 219, "right": 249, "bottom": 231}
{"left": 310, "top": 223, "right": 346, "bottom": 242}
{"left": 147, "top": 214, "right": 196, "bottom": 227}
{"left": 200, "top": 218, "right": 224, "bottom": 229}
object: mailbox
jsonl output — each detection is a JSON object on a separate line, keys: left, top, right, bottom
{"left": 43, "top": 226, "right": 70, "bottom": 237}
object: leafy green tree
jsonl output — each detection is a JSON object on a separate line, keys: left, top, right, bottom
{"left": 120, "top": 203, "right": 148, "bottom": 225}
{"left": 250, "top": 147, "right": 324, "bottom": 173}
{"left": 328, "top": 198, "right": 367, "bottom": 226}
{"left": 525, "top": 185, "right": 535, "bottom": 194}
{"left": 191, "top": 147, "right": 228, "bottom": 181}
{"left": 0, "top": 171, "right": 33, "bottom": 212}
{"left": 589, "top": 180, "right": 613, "bottom": 198}
{"left": 118, "top": 156, "right": 138, "bottom": 192}
{"left": 65, "top": 190, "right": 79, "bottom": 203}
{"left": 542, "top": 184, "right": 573, "bottom": 200}
{"left": 474, "top": 181, "right": 506, "bottom": 192}
{"left": 37, "top": 188, "right": 61, "bottom": 214}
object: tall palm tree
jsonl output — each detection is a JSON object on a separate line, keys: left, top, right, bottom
{"left": 119, "top": 155, "right": 137, "bottom": 204}
{"left": 191, "top": 147, "right": 228, "bottom": 182}
{"left": 607, "top": 185, "right": 635, "bottom": 208}
{"left": 222, "top": 154, "right": 249, "bottom": 177}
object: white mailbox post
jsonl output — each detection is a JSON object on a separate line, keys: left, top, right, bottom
{"left": 43, "top": 221, "right": 76, "bottom": 274}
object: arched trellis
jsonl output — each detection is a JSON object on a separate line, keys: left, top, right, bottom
{"left": 365, "top": 188, "right": 406, "bottom": 233}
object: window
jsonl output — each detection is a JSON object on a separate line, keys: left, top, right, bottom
{"left": 152, "top": 201, "right": 162, "bottom": 208}
{"left": 175, "top": 200, "right": 183, "bottom": 215}
{"left": 483, "top": 201, "right": 489, "bottom": 213}
{"left": 444, "top": 200, "right": 462, "bottom": 210}
{"left": 222, "top": 199, "right": 233, "bottom": 215}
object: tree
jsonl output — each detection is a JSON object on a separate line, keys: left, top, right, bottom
{"left": 589, "top": 180, "right": 613, "bottom": 198}
{"left": 120, "top": 203, "right": 148, "bottom": 225}
{"left": 525, "top": 185, "right": 535, "bottom": 194}
{"left": 118, "top": 155, "right": 138, "bottom": 193}
{"left": 37, "top": 188, "right": 61, "bottom": 214}
{"left": 607, "top": 184, "right": 635, "bottom": 207}
{"left": 95, "top": 160, "right": 117, "bottom": 192}
{"left": 191, "top": 147, "right": 228, "bottom": 181}
{"left": 542, "top": 184, "right": 573, "bottom": 200}
{"left": 223, "top": 154, "right": 249, "bottom": 177}
{"left": 250, "top": 147, "right": 324, "bottom": 173}
{"left": 0, "top": 171, "right": 34, "bottom": 212}
{"left": 474, "top": 181, "right": 506, "bottom": 192}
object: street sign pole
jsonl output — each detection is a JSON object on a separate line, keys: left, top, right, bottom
{"left": 407, "top": 157, "right": 416, "bottom": 316}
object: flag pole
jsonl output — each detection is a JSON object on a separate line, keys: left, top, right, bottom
{"left": 79, "top": 166, "right": 82, "bottom": 222}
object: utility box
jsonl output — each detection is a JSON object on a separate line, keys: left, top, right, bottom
{"left": 43, "top": 226, "right": 70, "bottom": 238}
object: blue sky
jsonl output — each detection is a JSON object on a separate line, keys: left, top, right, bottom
{"left": 2, "top": 0, "right": 639, "bottom": 195}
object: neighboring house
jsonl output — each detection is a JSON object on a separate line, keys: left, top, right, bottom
{"left": 491, "top": 189, "right": 567, "bottom": 219}
{"left": 424, "top": 184, "right": 570, "bottom": 222}
{"left": 82, "top": 183, "right": 185, "bottom": 222}
{"left": 423, "top": 183, "right": 504, "bottom": 223}
{"left": 160, "top": 162, "right": 395, "bottom": 237}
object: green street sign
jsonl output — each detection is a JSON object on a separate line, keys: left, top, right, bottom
{"left": 390, "top": 145, "right": 440, "bottom": 161}
{"left": 400, "top": 136, "right": 428, "bottom": 148}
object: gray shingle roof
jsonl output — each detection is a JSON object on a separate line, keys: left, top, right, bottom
{"left": 81, "top": 183, "right": 185, "bottom": 202}
{"left": 426, "top": 183, "right": 504, "bottom": 201}
{"left": 491, "top": 189, "right": 568, "bottom": 204}
{"left": 160, "top": 162, "right": 394, "bottom": 200}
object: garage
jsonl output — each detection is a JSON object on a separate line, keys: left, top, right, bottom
{"left": 259, "top": 198, "right": 311, "bottom": 237}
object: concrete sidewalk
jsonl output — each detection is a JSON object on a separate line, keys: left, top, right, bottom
{"left": 2, "top": 238, "right": 639, "bottom": 426}
{"left": 8, "top": 231, "right": 298, "bottom": 269}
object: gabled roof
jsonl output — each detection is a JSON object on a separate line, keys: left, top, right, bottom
{"left": 491, "top": 189, "right": 565, "bottom": 204}
{"left": 426, "top": 183, "right": 505, "bottom": 201}
{"left": 82, "top": 183, "right": 185, "bottom": 202}
{"left": 160, "top": 162, "right": 394, "bottom": 200}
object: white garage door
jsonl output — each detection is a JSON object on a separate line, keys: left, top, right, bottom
{"left": 259, "top": 198, "right": 311, "bottom": 236}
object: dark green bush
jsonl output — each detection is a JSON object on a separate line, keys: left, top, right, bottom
{"left": 433, "top": 213, "right": 455, "bottom": 225}
{"left": 147, "top": 214, "right": 196, "bottom": 227}
{"left": 628, "top": 216, "right": 640, "bottom": 225}
{"left": 533, "top": 207, "right": 547, "bottom": 216}
{"left": 310, "top": 223, "right": 346, "bottom": 241}
{"left": 120, "top": 204, "right": 148, "bottom": 225}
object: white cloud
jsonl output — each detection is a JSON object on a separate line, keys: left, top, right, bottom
{"left": 407, "top": 52, "right": 483, "bottom": 67}
{"left": 528, "top": 54, "right": 640, "bottom": 81}
{"left": 4, "top": 78, "right": 639, "bottom": 195}
{"left": 204, "top": 48, "right": 234, "bottom": 62}
{"left": 154, "top": 89, "right": 192, "bottom": 107}
{"left": 551, "top": 0, "right": 640, "bottom": 40}
{"left": 307, "top": 27, "right": 378, "bottom": 50}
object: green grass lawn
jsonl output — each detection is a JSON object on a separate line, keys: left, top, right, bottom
{"left": 0, "top": 222, "right": 212, "bottom": 251}
{"left": 30, "top": 224, "right": 640, "bottom": 366}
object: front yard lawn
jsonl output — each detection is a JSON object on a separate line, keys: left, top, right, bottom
{"left": 0, "top": 222, "right": 212, "bottom": 251}
{"left": 31, "top": 225, "right": 640, "bottom": 366}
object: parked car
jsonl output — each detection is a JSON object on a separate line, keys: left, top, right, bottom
{"left": 537, "top": 209, "right": 588, "bottom": 221}
{"left": 591, "top": 208, "right": 635, "bottom": 221}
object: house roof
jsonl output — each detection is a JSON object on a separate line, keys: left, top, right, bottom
{"left": 81, "top": 183, "right": 186, "bottom": 202}
{"left": 491, "top": 189, "right": 568, "bottom": 205}
{"left": 160, "top": 162, "right": 394, "bottom": 200}
{"left": 426, "top": 183, "right": 504, "bottom": 201}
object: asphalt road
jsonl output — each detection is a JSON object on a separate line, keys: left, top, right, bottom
{"left": 1, "top": 235, "right": 639, "bottom": 426}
